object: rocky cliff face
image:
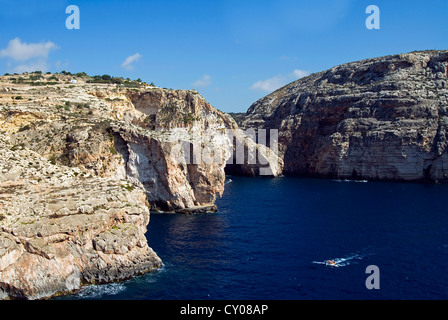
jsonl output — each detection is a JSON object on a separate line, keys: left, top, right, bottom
{"left": 0, "top": 73, "right": 281, "bottom": 298}
{"left": 1, "top": 81, "right": 280, "bottom": 213}
{"left": 0, "top": 134, "right": 161, "bottom": 299}
{"left": 241, "top": 50, "right": 448, "bottom": 182}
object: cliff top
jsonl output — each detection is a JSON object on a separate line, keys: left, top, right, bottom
{"left": 243, "top": 49, "right": 448, "bottom": 127}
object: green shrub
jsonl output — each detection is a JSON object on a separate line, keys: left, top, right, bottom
{"left": 109, "top": 145, "right": 118, "bottom": 155}
{"left": 18, "top": 124, "right": 31, "bottom": 132}
{"left": 121, "top": 184, "right": 135, "bottom": 192}
{"left": 49, "top": 154, "right": 57, "bottom": 165}
{"left": 183, "top": 112, "right": 200, "bottom": 124}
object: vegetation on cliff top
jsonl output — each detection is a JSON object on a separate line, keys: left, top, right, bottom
{"left": 2, "top": 70, "right": 156, "bottom": 88}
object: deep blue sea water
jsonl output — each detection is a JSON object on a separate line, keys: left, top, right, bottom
{"left": 67, "top": 176, "right": 448, "bottom": 300}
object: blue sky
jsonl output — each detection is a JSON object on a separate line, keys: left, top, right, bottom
{"left": 1, "top": 0, "right": 447, "bottom": 112}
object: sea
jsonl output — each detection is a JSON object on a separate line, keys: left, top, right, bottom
{"left": 63, "top": 176, "right": 448, "bottom": 300}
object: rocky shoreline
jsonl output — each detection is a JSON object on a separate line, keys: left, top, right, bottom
{"left": 0, "top": 135, "right": 162, "bottom": 299}
{"left": 241, "top": 50, "right": 448, "bottom": 182}
{"left": 1, "top": 49, "right": 447, "bottom": 299}
{"left": 0, "top": 73, "right": 279, "bottom": 299}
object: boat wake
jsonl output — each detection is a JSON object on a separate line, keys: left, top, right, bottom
{"left": 332, "top": 179, "right": 368, "bottom": 183}
{"left": 312, "top": 250, "right": 373, "bottom": 268}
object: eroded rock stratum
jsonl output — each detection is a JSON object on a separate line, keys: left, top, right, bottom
{"left": 241, "top": 50, "right": 448, "bottom": 182}
{"left": 0, "top": 75, "right": 281, "bottom": 299}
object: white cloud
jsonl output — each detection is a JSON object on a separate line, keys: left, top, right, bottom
{"left": 0, "top": 38, "right": 58, "bottom": 61}
{"left": 250, "top": 69, "right": 310, "bottom": 93}
{"left": 121, "top": 53, "right": 142, "bottom": 70}
{"left": 250, "top": 76, "right": 286, "bottom": 92}
{"left": 292, "top": 69, "right": 309, "bottom": 78}
{"left": 192, "top": 74, "right": 212, "bottom": 87}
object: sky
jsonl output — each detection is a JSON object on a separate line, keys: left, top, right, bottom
{"left": 0, "top": 0, "right": 447, "bottom": 113}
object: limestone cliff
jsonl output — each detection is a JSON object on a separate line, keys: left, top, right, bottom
{"left": 241, "top": 50, "right": 448, "bottom": 182}
{"left": 0, "top": 73, "right": 280, "bottom": 298}
{"left": 0, "top": 134, "right": 161, "bottom": 299}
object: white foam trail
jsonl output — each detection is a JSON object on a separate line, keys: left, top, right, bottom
{"left": 331, "top": 179, "right": 368, "bottom": 183}
{"left": 75, "top": 282, "right": 127, "bottom": 299}
{"left": 313, "top": 249, "right": 374, "bottom": 268}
